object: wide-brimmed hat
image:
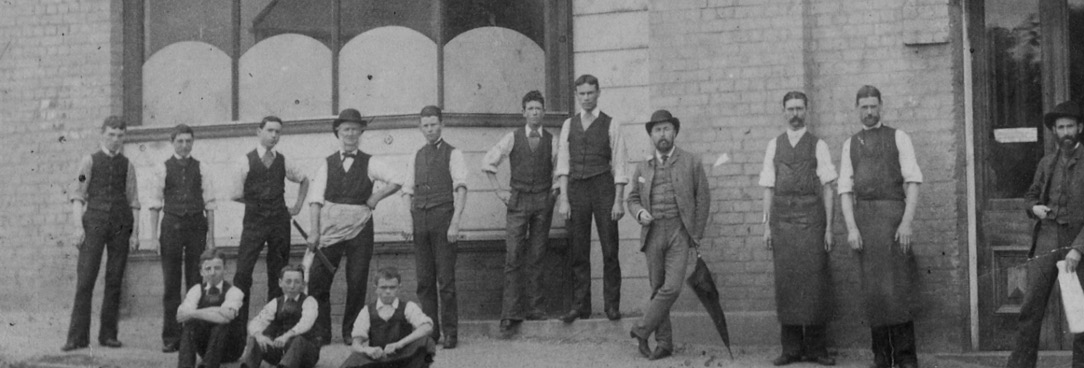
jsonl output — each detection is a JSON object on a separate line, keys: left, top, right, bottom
{"left": 333, "top": 108, "right": 368, "bottom": 135}
{"left": 1044, "top": 101, "right": 1084, "bottom": 129}
{"left": 644, "top": 109, "right": 680, "bottom": 133}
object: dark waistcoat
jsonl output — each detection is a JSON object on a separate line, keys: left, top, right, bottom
{"left": 86, "top": 151, "right": 130, "bottom": 212}
{"left": 263, "top": 294, "right": 315, "bottom": 339}
{"left": 567, "top": 113, "right": 612, "bottom": 180}
{"left": 413, "top": 142, "right": 455, "bottom": 210}
{"left": 163, "top": 156, "right": 205, "bottom": 216}
{"left": 243, "top": 150, "right": 287, "bottom": 214}
{"left": 368, "top": 301, "right": 412, "bottom": 349}
{"left": 509, "top": 128, "right": 554, "bottom": 193}
{"left": 850, "top": 126, "right": 905, "bottom": 201}
{"left": 774, "top": 132, "right": 820, "bottom": 197}
{"left": 196, "top": 281, "right": 233, "bottom": 309}
{"left": 324, "top": 152, "right": 373, "bottom": 205}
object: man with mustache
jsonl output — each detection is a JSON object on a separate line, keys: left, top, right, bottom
{"left": 839, "top": 86, "right": 923, "bottom": 368}
{"left": 627, "top": 110, "right": 711, "bottom": 361}
{"left": 1006, "top": 100, "right": 1084, "bottom": 368}
{"left": 759, "top": 92, "right": 837, "bottom": 366}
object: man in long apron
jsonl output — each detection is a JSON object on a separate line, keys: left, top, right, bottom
{"left": 307, "top": 109, "right": 403, "bottom": 345}
{"left": 759, "top": 91, "right": 837, "bottom": 366}
{"left": 1006, "top": 100, "right": 1084, "bottom": 368}
{"left": 839, "top": 86, "right": 923, "bottom": 368}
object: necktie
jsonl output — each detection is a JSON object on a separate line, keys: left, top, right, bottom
{"left": 660, "top": 154, "right": 669, "bottom": 165}
{"left": 208, "top": 285, "right": 220, "bottom": 296}
{"left": 528, "top": 130, "right": 541, "bottom": 151}
{"left": 261, "top": 150, "right": 274, "bottom": 168}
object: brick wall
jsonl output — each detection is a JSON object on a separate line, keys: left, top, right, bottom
{"left": 648, "top": 0, "right": 968, "bottom": 352}
{"left": 0, "top": 0, "right": 120, "bottom": 312}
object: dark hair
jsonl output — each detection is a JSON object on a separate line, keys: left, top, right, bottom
{"left": 170, "top": 124, "right": 195, "bottom": 142}
{"left": 374, "top": 267, "right": 402, "bottom": 284}
{"left": 522, "top": 90, "right": 545, "bottom": 110}
{"left": 278, "top": 264, "right": 305, "bottom": 280}
{"left": 199, "top": 248, "right": 224, "bottom": 265}
{"left": 100, "top": 116, "right": 127, "bottom": 133}
{"left": 574, "top": 74, "right": 600, "bottom": 90}
{"left": 420, "top": 105, "right": 442, "bottom": 121}
{"left": 855, "top": 85, "right": 882, "bottom": 105}
{"left": 259, "top": 116, "right": 284, "bottom": 129}
{"left": 782, "top": 91, "right": 808, "bottom": 108}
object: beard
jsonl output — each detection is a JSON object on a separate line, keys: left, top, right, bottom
{"left": 1060, "top": 135, "right": 1079, "bottom": 150}
{"left": 654, "top": 139, "right": 672, "bottom": 152}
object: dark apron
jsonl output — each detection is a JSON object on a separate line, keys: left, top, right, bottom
{"left": 771, "top": 194, "right": 830, "bottom": 325}
{"left": 855, "top": 199, "right": 916, "bottom": 327}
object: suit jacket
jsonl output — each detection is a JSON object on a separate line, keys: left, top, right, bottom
{"left": 627, "top": 147, "right": 711, "bottom": 250}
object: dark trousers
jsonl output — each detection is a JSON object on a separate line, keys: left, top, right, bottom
{"left": 243, "top": 335, "right": 320, "bottom": 368}
{"left": 568, "top": 172, "right": 621, "bottom": 315}
{"left": 67, "top": 209, "right": 132, "bottom": 345}
{"left": 161, "top": 212, "right": 208, "bottom": 346}
{"left": 308, "top": 221, "right": 374, "bottom": 344}
{"left": 780, "top": 324, "right": 829, "bottom": 359}
{"left": 231, "top": 209, "right": 290, "bottom": 359}
{"left": 1008, "top": 220, "right": 1084, "bottom": 368}
{"left": 178, "top": 320, "right": 230, "bottom": 368}
{"left": 501, "top": 190, "right": 555, "bottom": 320}
{"left": 339, "top": 337, "right": 434, "bottom": 368}
{"left": 871, "top": 322, "right": 916, "bottom": 368}
{"left": 412, "top": 203, "right": 458, "bottom": 340}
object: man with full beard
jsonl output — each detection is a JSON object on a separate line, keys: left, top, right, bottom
{"left": 759, "top": 91, "right": 837, "bottom": 366}
{"left": 1006, "top": 100, "right": 1084, "bottom": 368}
{"left": 839, "top": 86, "right": 923, "bottom": 368}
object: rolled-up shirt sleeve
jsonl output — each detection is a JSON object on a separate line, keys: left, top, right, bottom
{"left": 248, "top": 299, "right": 277, "bottom": 337}
{"left": 896, "top": 130, "right": 923, "bottom": 183}
{"left": 307, "top": 162, "right": 329, "bottom": 206}
{"left": 284, "top": 158, "right": 308, "bottom": 184}
{"left": 450, "top": 148, "right": 468, "bottom": 190}
{"left": 287, "top": 297, "right": 318, "bottom": 336}
{"left": 222, "top": 287, "right": 243, "bottom": 313}
{"left": 838, "top": 138, "right": 854, "bottom": 195}
{"left": 70, "top": 155, "right": 94, "bottom": 203}
{"left": 200, "top": 161, "right": 217, "bottom": 210}
{"left": 404, "top": 301, "right": 433, "bottom": 328}
{"left": 229, "top": 156, "right": 250, "bottom": 201}
{"left": 147, "top": 162, "right": 167, "bottom": 210}
{"left": 481, "top": 132, "right": 515, "bottom": 174}
{"left": 758, "top": 138, "right": 777, "bottom": 188}
{"left": 609, "top": 121, "right": 629, "bottom": 184}
{"left": 554, "top": 118, "right": 572, "bottom": 178}
{"left": 178, "top": 285, "right": 201, "bottom": 314}
{"left": 815, "top": 140, "right": 838, "bottom": 185}
{"left": 351, "top": 305, "right": 371, "bottom": 341}
{"left": 369, "top": 157, "right": 404, "bottom": 187}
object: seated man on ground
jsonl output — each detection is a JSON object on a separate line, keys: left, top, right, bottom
{"left": 177, "top": 249, "right": 244, "bottom": 368}
{"left": 340, "top": 267, "right": 436, "bottom": 368}
{"left": 241, "top": 264, "right": 321, "bottom": 368}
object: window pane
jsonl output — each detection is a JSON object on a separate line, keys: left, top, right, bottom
{"left": 444, "top": 0, "right": 545, "bottom": 47}
{"left": 145, "top": 0, "right": 232, "bottom": 58}
{"left": 984, "top": 0, "right": 1045, "bottom": 198}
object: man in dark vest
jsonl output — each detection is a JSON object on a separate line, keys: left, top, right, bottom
{"left": 177, "top": 249, "right": 244, "bottom": 368}
{"left": 242, "top": 264, "right": 321, "bottom": 368}
{"left": 340, "top": 267, "right": 436, "bottom": 368}
{"left": 306, "top": 108, "right": 404, "bottom": 345}
{"left": 481, "top": 90, "right": 560, "bottom": 338}
{"left": 403, "top": 105, "right": 468, "bottom": 349}
{"left": 556, "top": 74, "right": 630, "bottom": 323}
{"left": 63, "top": 115, "right": 140, "bottom": 351}
{"left": 229, "top": 115, "right": 310, "bottom": 356}
{"left": 627, "top": 110, "right": 711, "bottom": 361}
{"left": 1006, "top": 100, "right": 1084, "bottom": 368}
{"left": 149, "top": 124, "right": 219, "bottom": 353}
{"left": 839, "top": 86, "right": 923, "bottom": 368}
{"left": 759, "top": 91, "right": 837, "bottom": 366}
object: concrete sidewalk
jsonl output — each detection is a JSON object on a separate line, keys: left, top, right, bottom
{"left": 0, "top": 312, "right": 1040, "bottom": 368}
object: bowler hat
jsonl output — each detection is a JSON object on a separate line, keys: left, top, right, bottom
{"left": 644, "top": 109, "right": 680, "bottom": 133}
{"left": 1044, "top": 101, "right": 1084, "bottom": 129}
{"left": 333, "top": 108, "right": 367, "bottom": 135}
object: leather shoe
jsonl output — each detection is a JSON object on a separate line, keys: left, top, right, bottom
{"left": 442, "top": 336, "right": 457, "bottom": 349}
{"left": 60, "top": 342, "right": 87, "bottom": 352}
{"left": 525, "top": 311, "right": 547, "bottom": 321}
{"left": 630, "top": 330, "right": 650, "bottom": 358}
{"left": 648, "top": 347, "right": 672, "bottom": 360}
{"left": 605, "top": 308, "right": 621, "bottom": 321}
{"left": 810, "top": 355, "right": 836, "bottom": 366}
{"left": 499, "top": 319, "right": 519, "bottom": 339}
{"left": 162, "top": 341, "right": 179, "bottom": 353}
{"left": 772, "top": 354, "right": 800, "bottom": 366}
{"left": 99, "top": 339, "right": 123, "bottom": 348}
{"left": 559, "top": 310, "right": 586, "bottom": 323}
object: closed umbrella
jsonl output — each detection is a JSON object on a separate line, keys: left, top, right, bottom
{"left": 686, "top": 251, "right": 733, "bottom": 359}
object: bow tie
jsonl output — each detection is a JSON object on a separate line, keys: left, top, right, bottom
{"left": 342, "top": 152, "right": 358, "bottom": 159}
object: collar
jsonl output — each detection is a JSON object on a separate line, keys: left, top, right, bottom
{"left": 376, "top": 298, "right": 400, "bottom": 310}
{"left": 861, "top": 122, "right": 883, "bottom": 130}
{"left": 100, "top": 145, "right": 121, "bottom": 157}
{"left": 204, "top": 281, "right": 224, "bottom": 291}
{"left": 255, "top": 145, "right": 275, "bottom": 158}
{"left": 428, "top": 138, "right": 445, "bottom": 148}
{"left": 654, "top": 147, "right": 677, "bottom": 164}
{"left": 785, "top": 127, "right": 807, "bottom": 141}
{"left": 173, "top": 153, "right": 191, "bottom": 161}
{"left": 282, "top": 293, "right": 302, "bottom": 302}
{"left": 1060, "top": 143, "right": 1083, "bottom": 157}
{"left": 524, "top": 125, "right": 544, "bottom": 136}
{"left": 340, "top": 148, "right": 360, "bottom": 157}
{"left": 580, "top": 107, "right": 601, "bottom": 119}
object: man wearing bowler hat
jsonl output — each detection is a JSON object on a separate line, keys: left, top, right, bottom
{"left": 627, "top": 110, "right": 711, "bottom": 361}
{"left": 1006, "top": 100, "right": 1084, "bottom": 368}
{"left": 306, "top": 108, "right": 404, "bottom": 345}
{"left": 839, "top": 86, "right": 923, "bottom": 368}
{"left": 759, "top": 91, "right": 837, "bottom": 366}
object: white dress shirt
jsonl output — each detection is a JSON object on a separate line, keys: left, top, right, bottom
{"left": 229, "top": 145, "right": 308, "bottom": 200}
{"left": 147, "top": 154, "right": 217, "bottom": 211}
{"left": 758, "top": 127, "right": 838, "bottom": 188}
{"left": 837, "top": 124, "right": 924, "bottom": 195}
{"left": 350, "top": 298, "right": 432, "bottom": 341}
{"left": 401, "top": 139, "right": 469, "bottom": 196}
{"left": 247, "top": 294, "right": 318, "bottom": 337}
{"left": 555, "top": 108, "right": 630, "bottom": 184}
